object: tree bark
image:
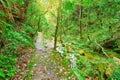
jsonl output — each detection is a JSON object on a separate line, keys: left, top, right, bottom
{"left": 54, "top": 0, "right": 62, "bottom": 50}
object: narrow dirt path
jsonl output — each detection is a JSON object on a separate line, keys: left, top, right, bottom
{"left": 31, "top": 32, "right": 75, "bottom": 80}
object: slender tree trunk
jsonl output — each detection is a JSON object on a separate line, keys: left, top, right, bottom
{"left": 79, "top": 0, "right": 82, "bottom": 39}
{"left": 87, "top": 8, "right": 91, "bottom": 41}
{"left": 58, "top": 4, "right": 62, "bottom": 43}
{"left": 54, "top": 0, "right": 62, "bottom": 50}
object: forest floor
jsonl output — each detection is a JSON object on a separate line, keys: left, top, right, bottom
{"left": 31, "top": 32, "right": 75, "bottom": 80}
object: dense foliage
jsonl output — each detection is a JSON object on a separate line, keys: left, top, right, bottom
{"left": 0, "top": 0, "right": 35, "bottom": 79}
{"left": 0, "top": 0, "right": 120, "bottom": 80}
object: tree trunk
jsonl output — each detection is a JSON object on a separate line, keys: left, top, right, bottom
{"left": 79, "top": 0, "right": 82, "bottom": 39}
{"left": 54, "top": 0, "right": 62, "bottom": 50}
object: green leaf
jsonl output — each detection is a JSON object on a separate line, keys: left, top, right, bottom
{"left": 0, "top": 70, "right": 5, "bottom": 78}
{"left": 7, "top": 72, "right": 15, "bottom": 77}
{"left": 72, "top": 68, "right": 85, "bottom": 80}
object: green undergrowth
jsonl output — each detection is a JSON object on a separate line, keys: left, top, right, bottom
{"left": 26, "top": 53, "right": 35, "bottom": 80}
{"left": 0, "top": 21, "right": 35, "bottom": 79}
{"left": 58, "top": 36, "right": 120, "bottom": 80}
{"left": 0, "top": 54, "right": 16, "bottom": 80}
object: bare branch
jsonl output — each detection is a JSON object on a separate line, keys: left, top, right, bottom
{"left": 94, "top": 39, "right": 110, "bottom": 58}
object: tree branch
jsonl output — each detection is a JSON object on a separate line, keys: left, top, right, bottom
{"left": 94, "top": 39, "right": 110, "bottom": 58}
